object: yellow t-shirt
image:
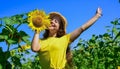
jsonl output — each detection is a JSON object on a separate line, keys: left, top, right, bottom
{"left": 38, "top": 34, "right": 71, "bottom": 69}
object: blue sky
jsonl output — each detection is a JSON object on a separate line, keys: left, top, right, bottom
{"left": 0, "top": 0, "right": 120, "bottom": 51}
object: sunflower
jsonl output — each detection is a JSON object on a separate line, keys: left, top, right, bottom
{"left": 28, "top": 9, "right": 50, "bottom": 33}
{"left": 21, "top": 44, "right": 30, "bottom": 50}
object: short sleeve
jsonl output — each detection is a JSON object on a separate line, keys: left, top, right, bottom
{"left": 62, "top": 33, "right": 71, "bottom": 44}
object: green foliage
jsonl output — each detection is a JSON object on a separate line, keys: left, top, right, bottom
{"left": 0, "top": 12, "right": 42, "bottom": 69}
{"left": 73, "top": 18, "right": 120, "bottom": 69}
{"left": 0, "top": 11, "right": 120, "bottom": 69}
{"left": 0, "top": 13, "right": 31, "bottom": 69}
{"left": 21, "top": 54, "right": 41, "bottom": 69}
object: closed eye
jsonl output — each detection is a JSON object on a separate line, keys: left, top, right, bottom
{"left": 55, "top": 19, "right": 58, "bottom": 23}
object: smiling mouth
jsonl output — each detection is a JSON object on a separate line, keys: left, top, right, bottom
{"left": 50, "top": 24, "right": 56, "bottom": 27}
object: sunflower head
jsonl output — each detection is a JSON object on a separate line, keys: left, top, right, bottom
{"left": 32, "top": 16, "right": 43, "bottom": 27}
{"left": 28, "top": 9, "right": 50, "bottom": 33}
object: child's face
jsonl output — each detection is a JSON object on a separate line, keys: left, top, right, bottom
{"left": 48, "top": 16, "right": 60, "bottom": 32}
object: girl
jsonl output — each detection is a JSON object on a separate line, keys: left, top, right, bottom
{"left": 31, "top": 7, "right": 102, "bottom": 69}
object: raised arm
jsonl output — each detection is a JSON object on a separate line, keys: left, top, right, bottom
{"left": 70, "top": 7, "right": 102, "bottom": 42}
{"left": 31, "top": 32, "right": 41, "bottom": 52}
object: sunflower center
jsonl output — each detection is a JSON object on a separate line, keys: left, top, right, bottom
{"left": 32, "top": 16, "right": 43, "bottom": 27}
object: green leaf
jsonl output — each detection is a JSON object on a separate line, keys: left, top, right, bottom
{"left": 2, "top": 13, "right": 27, "bottom": 26}
{"left": 103, "top": 33, "right": 110, "bottom": 37}
{"left": 7, "top": 39, "right": 16, "bottom": 44}
{"left": 111, "top": 19, "right": 118, "bottom": 25}
{"left": 91, "top": 35, "right": 96, "bottom": 40}
{"left": 0, "top": 35, "right": 8, "bottom": 40}
{"left": 0, "top": 47, "right": 4, "bottom": 62}
{"left": 5, "top": 51, "right": 11, "bottom": 59}
{"left": 11, "top": 13, "right": 28, "bottom": 24}
{"left": 22, "top": 36, "right": 30, "bottom": 44}
{"left": 0, "top": 64, "right": 2, "bottom": 69}
{"left": 12, "top": 56, "right": 22, "bottom": 66}
{"left": 13, "top": 31, "right": 30, "bottom": 43}
{"left": 112, "top": 27, "right": 118, "bottom": 36}
{"left": 0, "top": 47, "right": 3, "bottom": 53}
{"left": 19, "top": 31, "right": 28, "bottom": 36}
{"left": 3, "top": 17, "right": 11, "bottom": 25}
{"left": 106, "top": 29, "right": 111, "bottom": 33}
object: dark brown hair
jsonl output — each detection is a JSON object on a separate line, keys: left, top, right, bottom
{"left": 43, "top": 16, "right": 73, "bottom": 67}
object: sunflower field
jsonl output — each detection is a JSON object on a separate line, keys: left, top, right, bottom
{"left": 0, "top": 10, "right": 120, "bottom": 69}
{"left": 73, "top": 18, "right": 120, "bottom": 69}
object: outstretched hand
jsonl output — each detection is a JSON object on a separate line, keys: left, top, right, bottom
{"left": 96, "top": 7, "right": 102, "bottom": 17}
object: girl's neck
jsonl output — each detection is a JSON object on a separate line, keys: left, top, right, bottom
{"left": 48, "top": 32, "right": 57, "bottom": 37}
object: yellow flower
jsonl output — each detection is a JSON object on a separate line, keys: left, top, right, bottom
{"left": 21, "top": 44, "right": 30, "bottom": 50}
{"left": 28, "top": 9, "right": 50, "bottom": 33}
{"left": 10, "top": 50, "right": 15, "bottom": 56}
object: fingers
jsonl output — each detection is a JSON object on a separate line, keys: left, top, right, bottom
{"left": 35, "top": 30, "right": 40, "bottom": 34}
{"left": 96, "top": 7, "right": 102, "bottom": 17}
{"left": 97, "top": 7, "right": 102, "bottom": 14}
{"left": 97, "top": 7, "right": 102, "bottom": 13}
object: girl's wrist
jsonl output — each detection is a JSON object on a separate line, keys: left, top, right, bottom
{"left": 96, "top": 13, "right": 102, "bottom": 18}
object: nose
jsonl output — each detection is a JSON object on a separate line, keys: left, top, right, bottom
{"left": 51, "top": 20, "right": 54, "bottom": 24}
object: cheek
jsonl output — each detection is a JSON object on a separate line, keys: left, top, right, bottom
{"left": 57, "top": 24, "right": 60, "bottom": 29}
